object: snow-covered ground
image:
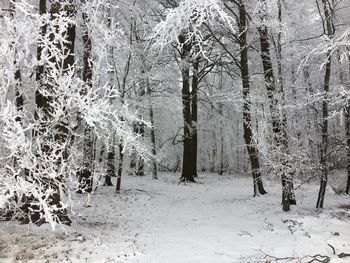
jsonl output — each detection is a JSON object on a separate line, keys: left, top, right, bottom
{"left": 1, "top": 173, "right": 350, "bottom": 263}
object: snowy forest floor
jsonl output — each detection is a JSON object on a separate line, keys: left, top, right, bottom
{"left": 1, "top": 172, "right": 350, "bottom": 263}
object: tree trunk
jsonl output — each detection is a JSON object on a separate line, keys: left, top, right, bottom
{"left": 346, "top": 53, "right": 350, "bottom": 195}
{"left": 26, "top": 0, "right": 48, "bottom": 226}
{"left": 211, "top": 130, "right": 217, "bottom": 173}
{"left": 346, "top": 105, "right": 350, "bottom": 194}
{"left": 316, "top": 0, "right": 333, "bottom": 209}
{"left": 316, "top": 51, "right": 330, "bottom": 208}
{"left": 9, "top": 1, "right": 24, "bottom": 118}
{"left": 136, "top": 121, "right": 145, "bottom": 176}
{"left": 179, "top": 36, "right": 195, "bottom": 182}
{"left": 27, "top": 0, "right": 75, "bottom": 225}
{"left": 259, "top": 23, "right": 291, "bottom": 208}
{"left": 258, "top": 0, "right": 294, "bottom": 208}
{"left": 238, "top": 0, "right": 267, "bottom": 196}
{"left": 77, "top": 127, "right": 94, "bottom": 193}
{"left": 7, "top": 1, "right": 25, "bottom": 199}
{"left": 191, "top": 57, "right": 199, "bottom": 178}
{"left": 77, "top": 7, "right": 95, "bottom": 192}
{"left": 48, "top": 1, "right": 75, "bottom": 150}
{"left": 219, "top": 125, "right": 224, "bottom": 175}
{"left": 106, "top": 137, "right": 116, "bottom": 186}
{"left": 35, "top": 0, "right": 48, "bottom": 111}
{"left": 116, "top": 141, "right": 123, "bottom": 193}
{"left": 218, "top": 102, "right": 224, "bottom": 175}
{"left": 104, "top": 7, "right": 117, "bottom": 187}
{"left": 129, "top": 124, "right": 137, "bottom": 176}
{"left": 276, "top": 0, "right": 296, "bottom": 206}
{"left": 99, "top": 142, "right": 112, "bottom": 186}
{"left": 147, "top": 80, "right": 158, "bottom": 180}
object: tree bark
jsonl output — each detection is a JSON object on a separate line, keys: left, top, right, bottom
{"left": 9, "top": 1, "right": 24, "bottom": 118}
{"left": 116, "top": 141, "right": 123, "bottom": 193}
{"left": 129, "top": 124, "right": 137, "bottom": 176}
{"left": 238, "top": 0, "right": 267, "bottom": 196}
{"left": 27, "top": 0, "right": 75, "bottom": 225}
{"left": 179, "top": 35, "right": 195, "bottom": 182}
{"left": 316, "top": 50, "right": 331, "bottom": 208}
{"left": 276, "top": 0, "right": 296, "bottom": 207}
{"left": 77, "top": 6, "right": 95, "bottom": 192}
{"left": 211, "top": 130, "right": 217, "bottom": 173}
{"left": 136, "top": 121, "right": 145, "bottom": 176}
{"left": 105, "top": 7, "right": 117, "bottom": 187}
{"left": 25, "top": 0, "right": 48, "bottom": 226}
{"left": 345, "top": 106, "right": 350, "bottom": 194}
{"left": 106, "top": 138, "right": 116, "bottom": 186}
{"left": 191, "top": 57, "right": 199, "bottom": 178}
{"left": 218, "top": 102, "right": 224, "bottom": 175}
{"left": 103, "top": 155, "right": 113, "bottom": 186}
{"left": 147, "top": 80, "right": 158, "bottom": 180}
{"left": 35, "top": 0, "right": 48, "bottom": 111}
{"left": 346, "top": 53, "right": 350, "bottom": 195}
{"left": 258, "top": 0, "right": 294, "bottom": 207}
{"left": 316, "top": 0, "right": 333, "bottom": 209}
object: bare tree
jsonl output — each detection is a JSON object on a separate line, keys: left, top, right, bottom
{"left": 316, "top": 0, "right": 334, "bottom": 208}
{"left": 238, "top": 0, "right": 267, "bottom": 196}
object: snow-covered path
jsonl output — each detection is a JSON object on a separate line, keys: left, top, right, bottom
{"left": 1, "top": 173, "right": 350, "bottom": 262}
{"left": 121, "top": 174, "right": 350, "bottom": 263}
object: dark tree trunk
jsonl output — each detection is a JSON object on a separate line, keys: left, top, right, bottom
{"left": 147, "top": 82, "right": 158, "bottom": 180}
{"left": 179, "top": 36, "right": 195, "bottom": 183}
{"left": 36, "top": 0, "right": 47, "bottom": 77}
{"left": 316, "top": 0, "right": 333, "bottom": 209}
{"left": 25, "top": 0, "right": 50, "bottom": 226}
{"left": 211, "top": 130, "right": 217, "bottom": 173}
{"left": 50, "top": 0, "right": 75, "bottom": 223}
{"left": 27, "top": 0, "right": 76, "bottom": 225}
{"left": 103, "top": 147, "right": 114, "bottom": 186}
{"left": 258, "top": 0, "right": 294, "bottom": 208}
{"left": 218, "top": 102, "right": 224, "bottom": 175}
{"left": 102, "top": 140, "right": 113, "bottom": 186}
{"left": 129, "top": 157, "right": 136, "bottom": 174}
{"left": 259, "top": 24, "right": 291, "bottom": 208}
{"left": 77, "top": 7, "right": 95, "bottom": 192}
{"left": 62, "top": 8, "right": 75, "bottom": 73}
{"left": 219, "top": 125, "right": 224, "bottom": 175}
{"left": 136, "top": 122, "right": 145, "bottom": 176}
{"left": 48, "top": 1, "right": 75, "bottom": 147}
{"left": 346, "top": 105, "right": 350, "bottom": 194}
{"left": 238, "top": 0, "right": 267, "bottom": 196}
{"left": 276, "top": 0, "right": 296, "bottom": 207}
{"left": 104, "top": 173, "right": 113, "bottom": 186}
{"left": 316, "top": 51, "right": 331, "bottom": 208}
{"left": 9, "top": 0, "right": 24, "bottom": 122}
{"left": 347, "top": 53, "right": 350, "bottom": 195}
{"left": 106, "top": 138, "right": 116, "bottom": 186}
{"left": 81, "top": 17, "right": 92, "bottom": 83}
{"left": 116, "top": 142, "right": 123, "bottom": 193}
{"left": 35, "top": 0, "right": 48, "bottom": 111}
{"left": 129, "top": 123, "right": 137, "bottom": 175}
{"left": 191, "top": 57, "right": 199, "bottom": 178}
{"left": 276, "top": 0, "right": 288, "bottom": 145}
{"left": 14, "top": 72, "right": 23, "bottom": 115}
{"left": 77, "top": 128, "right": 94, "bottom": 193}
{"left": 8, "top": 0, "right": 25, "bottom": 188}
{"left": 129, "top": 154, "right": 136, "bottom": 175}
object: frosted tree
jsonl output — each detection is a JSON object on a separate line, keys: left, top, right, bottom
{"left": 253, "top": 0, "right": 296, "bottom": 211}
{"left": 0, "top": 0, "right": 150, "bottom": 229}
{"left": 151, "top": 0, "right": 235, "bottom": 182}
{"left": 236, "top": 0, "right": 267, "bottom": 195}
